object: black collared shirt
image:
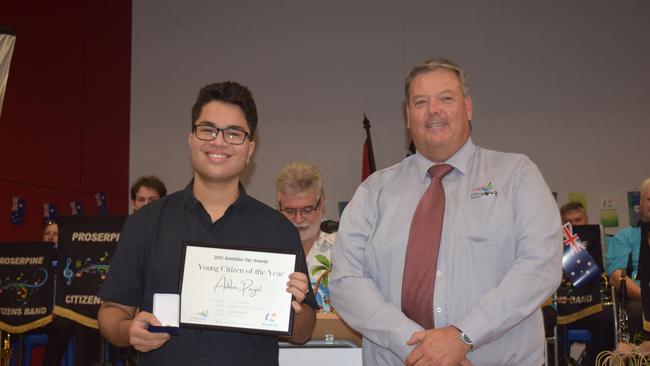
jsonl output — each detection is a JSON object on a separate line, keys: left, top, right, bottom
{"left": 100, "top": 181, "right": 317, "bottom": 366}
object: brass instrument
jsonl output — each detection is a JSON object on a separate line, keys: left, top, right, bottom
{"left": 0, "top": 331, "right": 11, "bottom": 366}
{"left": 617, "top": 270, "right": 630, "bottom": 343}
{"left": 601, "top": 272, "right": 614, "bottom": 305}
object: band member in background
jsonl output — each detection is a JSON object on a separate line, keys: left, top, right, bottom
{"left": 559, "top": 205, "right": 615, "bottom": 365}
{"left": 42, "top": 219, "right": 59, "bottom": 244}
{"left": 560, "top": 201, "right": 588, "bottom": 226}
{"left": 42, "top": 219, "right": 101, "bottom": 366}
{"left": 130, "top": 175, "right": 167, "bottom": 213}
{"left": 606, "top": 177, "right": 650, "bottom": 339}
{"left": 277, "top": 162, "right": 335, "bottom": 312}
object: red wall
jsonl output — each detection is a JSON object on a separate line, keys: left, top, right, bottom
{"left": 0, "top": 1, "right": 131, "bottom": 241}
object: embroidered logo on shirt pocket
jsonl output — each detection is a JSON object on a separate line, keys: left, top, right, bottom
{"left": 470, "top": 182, "right": 497, "bottom": 199}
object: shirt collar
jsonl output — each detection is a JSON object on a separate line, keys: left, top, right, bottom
{"left": 413, "top": 138, "right": 476, "bottom": 181}
{"left": 183, "top": 179, "right": 248, "bottom": 216}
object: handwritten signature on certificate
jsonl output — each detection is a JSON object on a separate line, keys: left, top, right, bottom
{"left": 213, "top": 276, "right": 262, "bottom": 297}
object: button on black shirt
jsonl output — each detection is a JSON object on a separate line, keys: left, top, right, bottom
{"left": 99, "top": 181, "right": 317, "bottom": 366}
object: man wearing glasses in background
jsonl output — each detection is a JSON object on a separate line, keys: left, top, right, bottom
{"left": 97, "top": 81, "right": 317, "bottom": 365}
{"left": 277, "top": 162, "right": 334, "bottom": 312}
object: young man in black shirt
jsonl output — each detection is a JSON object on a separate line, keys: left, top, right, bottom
{"left": 98, "top": 81, "right": 317, "bottom": 365}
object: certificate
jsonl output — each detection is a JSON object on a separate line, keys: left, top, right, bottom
{"left": 179, "top": 242, "right": 298, "bottom": 336}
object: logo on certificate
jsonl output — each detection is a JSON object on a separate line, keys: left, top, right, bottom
{"left": 263, "top": 312, "right": 279, "bottom": 327}
{"left": 189, "top": 309, "right": 210, "bottom": 322}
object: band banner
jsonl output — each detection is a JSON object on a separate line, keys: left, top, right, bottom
{"left": 0, "top": 242, "right": 55, "bottom": 333}
{"left": 53, "top": 216, "right": 125, "bottom": 328}
{"left": 557, "top": 224, "right": 605, "bottom": 324}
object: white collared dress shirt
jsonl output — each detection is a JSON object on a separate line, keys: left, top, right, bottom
{"left": 330, "top": 138, "right": 562, "bottom": 365}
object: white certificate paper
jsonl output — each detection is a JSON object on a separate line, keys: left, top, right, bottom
{"left": 179, "top": 243, "right": 298, "bottom": 335}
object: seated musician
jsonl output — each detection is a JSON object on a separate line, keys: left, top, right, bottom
{"left": 605, "top": 177, "right": 650, "bottom": 341}
{"left": 560, "top": 201, "right": 588, "bottom": 226}
{"left": 276, "top": 162, "right": 334, "bottom": 312}
{"left": 42, "top": 219, "right": 102, "bottom": 366}
{"left": 559, "top": 202, "right": 615, "bottom": 364}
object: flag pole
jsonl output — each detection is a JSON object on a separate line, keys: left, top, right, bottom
{"left": 362, "top": 114, "right": 377, "bottom": 180}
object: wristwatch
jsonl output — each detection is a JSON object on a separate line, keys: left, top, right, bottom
{"left": 450, "top": 325, "right": 474, "bottom": 350}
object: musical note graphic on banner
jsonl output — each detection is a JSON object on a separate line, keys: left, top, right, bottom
{"left": 0, "top": 268, "right": 49, "bottom": 302}
{"left": 63, "top": 258, "right": 74, "bottom": 285}
{"left": 62, "top": 256, "right": 111, "bottom": 286}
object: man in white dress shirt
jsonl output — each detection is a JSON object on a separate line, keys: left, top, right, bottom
{"left": 330, "top": 58, "right": 562, "bottom": 366}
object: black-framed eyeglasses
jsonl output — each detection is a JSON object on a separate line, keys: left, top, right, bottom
{"left": 192, "top": 124, "right": 250, "bottom": 145}
{"left": 279, "top": 197, "right": 322, "bottom": 216}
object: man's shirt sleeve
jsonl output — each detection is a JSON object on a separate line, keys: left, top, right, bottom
{"left": 329, "top": 182, "right": 422, "bottom": 361}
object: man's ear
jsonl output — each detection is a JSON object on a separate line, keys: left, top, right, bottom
{"left": 320, "top": 194, "right": 326, "bottom": 215}
{"left": 405, "top": 102, "right": 412, "bottom": 130}
{"left": 464, "top": 96, "right": 473, "bottom": 121}
{"left": 246, "top": 140, "right": 256, "bottom": 164}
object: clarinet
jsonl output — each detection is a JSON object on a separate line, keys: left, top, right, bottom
{"left": 618, "top": 270, "right": 631, "bottom": 343}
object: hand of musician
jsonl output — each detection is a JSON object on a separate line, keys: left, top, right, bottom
{"left": 128, "top": 311, "right": 171, "bottom": 352}
{"left": 405, "top": 326, "right": 472, "bottom": 366}
{"left": 286, "top": 272, "right": 310, "bottom": 314}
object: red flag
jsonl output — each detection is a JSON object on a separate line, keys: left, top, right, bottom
{"left": 407, "top": 140, "right": 416, "bottom": 156}
{"left": 362, "top": 114, "right": 376, "bottom": 180}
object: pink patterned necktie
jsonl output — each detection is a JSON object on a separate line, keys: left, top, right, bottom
{"left": 401, "top": 163, "right": 454, "bottom": 329}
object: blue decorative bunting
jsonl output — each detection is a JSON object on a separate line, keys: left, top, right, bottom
{"left": 10, "top": 196, "right": 26, "bottom": 225}
{"left": 70, "top": 200, "right": 84, "bottom": 216}
{"left": 43, "top": 202, "right": 57, "bottom": 222}
{"left": 94, "top": 192, "right": 108, "bottom": 215}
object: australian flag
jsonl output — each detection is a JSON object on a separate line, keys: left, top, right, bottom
{"left": 562, "top": 222, "right": 600, "bottom": 288}
{"left": 10, "top": 196, "right": 26, "bottom": 225}
{"left": 94, "top": 192, "right": 108, "bottom": 215}
{"left": 43, "top": 202, "right": 57, "bottom": 221}
{"left": 70, "top": 200, "right": 83, "bottom": 216}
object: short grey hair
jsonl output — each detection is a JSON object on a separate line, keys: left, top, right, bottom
{"left": 405, "top": 58, "right": 471, "bottom": 100}
{"left": 276, "top": 162, "right": 324, "bottom": 198}
{"left": 560, "top": 201, "right": 586, "bottom": 219}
